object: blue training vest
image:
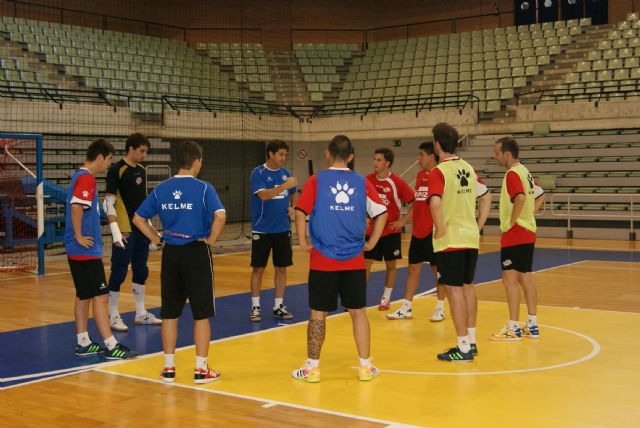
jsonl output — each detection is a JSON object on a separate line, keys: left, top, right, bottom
{"left": 64, "top": 169, "right": 103, "bottom": 258}
{"left": 309, "top": 169, "right": 367, "bottom": 261}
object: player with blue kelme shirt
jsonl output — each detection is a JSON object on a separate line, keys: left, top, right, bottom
{"left": 134, "top": 140, "right": 226, "bottom": 385}
{"left": 64, "top": 139, "right": 137, "bottom": 360}
{"left": 248, "top": 139, "right": 298, "bottom": 322}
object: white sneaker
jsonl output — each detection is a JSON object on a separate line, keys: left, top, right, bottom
{"left": 110, "top": 313, "right": 129, "bottom": 332}
{"left": 430, "top": 309, "right": 445, "bottom": 322}
{"left": 385, "top": 307, "right": 413, "bottom": 320}
{"left": 135, "top": 311, "right": 162, "bottom": 325}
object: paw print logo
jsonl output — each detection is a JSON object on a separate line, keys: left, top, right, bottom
{"left": 173, "top": 190, "right": 182, "bottom": 200}
{"left": 81, "top": 190, "right": 89, "bottom": 198}
{"left": 527, "top": 174, "right": 534, "bottom": 189}
{"left": 330, "top": 181, "right": 355, "bottom": 204}
{"left": 456, "top": 169, "right": 470, "bottom": 187}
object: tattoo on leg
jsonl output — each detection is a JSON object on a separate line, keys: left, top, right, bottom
{"left": 307, "top": 319, "right": 325, "bottom": 359}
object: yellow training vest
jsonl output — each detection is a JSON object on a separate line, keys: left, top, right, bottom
{"left": 432, "top": 159, "right": 479, "bottom": 252}
{"left": 499, "top": 163, "right": 537, "bottom": 233}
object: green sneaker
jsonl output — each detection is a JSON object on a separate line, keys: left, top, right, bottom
{"left": 104, "top": 343, "right": 138, "bottom": 360}
{"left": 437, "top": 347, "right": 474, "bottom": 362}
{"left": 75, "top": 342, "right": 103, "bottom": 356}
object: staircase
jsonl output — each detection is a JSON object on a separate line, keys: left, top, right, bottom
{"left": 267, "top": 51, "right": 311, "bottom": 108}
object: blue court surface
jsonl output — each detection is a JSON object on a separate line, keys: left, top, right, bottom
{"left": 2, "top": 248, "right": 638, "bottom": 388}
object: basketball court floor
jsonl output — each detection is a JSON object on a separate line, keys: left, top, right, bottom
{"left": 1, "top": 236, "right": 638, "bottom": 427}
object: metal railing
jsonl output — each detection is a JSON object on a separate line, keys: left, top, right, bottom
{"left": 550, "top": 193, "right": 638, "bottom": 239}
{"left": 516, "top": 80, "right": 640, "bottom": 108}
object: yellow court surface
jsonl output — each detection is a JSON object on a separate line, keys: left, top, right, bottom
{"left": 100, "top": 261, "right": 640, "bottom": 428}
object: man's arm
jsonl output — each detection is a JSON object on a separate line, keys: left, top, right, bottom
{"left": 132, "top": 213, "right": 162, "bottom": 245}
{"left": 364, "top": 211, "right": 388, "bottom": 251}
{"left": 205, "top": 211, "right": 226, "bottom": 245}
{"left": 295, "top": 209, "right": 312, "bottom": 252}
{"left": 477, "top": 191, "right": 491, "bottom": 231}
{"left": 103, "top": 193, "right": 125, "bottom": 247}
{"left": 389, "top": 203, "right": 413, "bottom": 231}
{"left": 534, "top": 193, "right": 545, "bottom": 212}
{"left": 429, "top": 196, "right": 445, "bottom": 239}
{"left": 71, "top": 204, "right": 94, "bottom": 249}
{"left": 256, "top": 177, "right": 298, "bottom": 201}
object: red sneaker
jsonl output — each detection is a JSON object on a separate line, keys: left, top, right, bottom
{"left": 194, "top": 367, "right": 221, "bottom": 384}
{"left": 160, "top": 367, "right": 175, "bottom": 383}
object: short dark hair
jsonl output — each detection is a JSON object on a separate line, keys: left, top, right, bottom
{"left": 86, "top": 139, "right": 114, "bottom": 161}
{"left": 374, "top": 148, "right": 394, "bottom": 167}
{"left": 266, "top": 139, "right": 289, "bottom": 158}
{"left": 432, "top": 122, "right": 459, "bottom": 154}
{"left": 328, "top": 134, "right": 353, "bottom": 161}
{"left": 177, "top": 140, "right": 202, "bottom": 169}
{"left": 496, "top": 136, "right": 519, "bottom": 159}
{"left": 419, "top": 141, "right": 439, "bottom": 162}
{"left": 126, "top": 132, "right": 150, "bottom": 153}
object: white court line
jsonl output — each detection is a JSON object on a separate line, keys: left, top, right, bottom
{"left": 379, "top": 323, "right": 601, "bottom": 377}
{"left": 1, "top": 367, "right": 94, "bottom": 390}
{"left": 94, "top": 368, "right": 424, "bottom": 428}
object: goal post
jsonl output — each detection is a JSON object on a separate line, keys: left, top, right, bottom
{"left": 0, "top": 133, "right": 44, "bottom": 275}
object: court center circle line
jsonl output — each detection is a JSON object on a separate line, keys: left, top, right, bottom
{"left": 379, "top": 324, "right": 601, "bottom": 376}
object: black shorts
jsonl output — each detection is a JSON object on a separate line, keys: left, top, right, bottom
{"left": 161, "top": 241, "right": 215, "bottom": 320}
{"left": 364, "top": 233, "right": 402, "bottom": 261}
{"left": 250, "top": 231, "right": 293, "bottom": 268}
{"left": 408, "top": 234, "right": 436, "bottom": 265}
{"left": 501, "top": 243, "right": 535, "bottom": 273}
{"left": 68, "top": 258, "right": 109, "bottom": 300}
{"left": 436, "top": 249, "right": 478, "bottom": 286}
{"left": 308, "top": 269, "right": 367, "bottom": 312}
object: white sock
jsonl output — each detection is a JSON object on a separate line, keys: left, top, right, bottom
{"left": 251, "top": 296, "right": 260, "bottom": 307}
{"left": 467, "top": 327, "right": 477, "bottom": 344}
{"left": 401, "top": 299, "right": 412, "bottom": 311}
{"left": 108, "top": 291, "right": 119, "bottom": 317}
{"left": 435, "top": 299, "right": 445, "bottom": 311}
{"left": 359, "top": 357, "right": 372, "bottom": 367}
{"left": 132, "top": 282, "right": 146, "bottom": 316}
{"left": 274, "top": 297, "right": 283, "bottom": 309}
{"left": 457, "top": 335, "right": 471, "bottom": 353}
{"left": 164, "top": 353, "right": 175, "bottom": 368}
{"left": 305, "top": 358, "right": 319, "bottom": 368}
{"left": 104, "top": 335, "right": 118, "bottom": 351}
{"left": 196, "top": 356, "right": 208, "bottom": 370}
{"left": 382, "top": 287, "right": 392, "bottom": 300}
{"left": 509, "top": 320, "right": 520, "bottom": 331}
{"left": 528, "top": 314, "right": 538, "bottom": 326}
{"left": 77, "top": 332, "right": 91, "bottom": 346}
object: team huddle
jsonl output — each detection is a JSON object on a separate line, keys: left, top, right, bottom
{"left": 63, "top": 122, "right": 544, "bottom": 384}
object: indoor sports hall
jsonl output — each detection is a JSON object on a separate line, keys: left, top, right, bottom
{"left": 0, "top": 1, "right": 638, "bottom": 427}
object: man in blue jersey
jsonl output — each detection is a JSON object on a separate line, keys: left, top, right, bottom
{"left": 249, "top": 139, "right": 298, "bottom": 322}
{"left": 64, "top": 139, "right": 137, "bottom": 360}
{"left": 133, "top": 140, "right": 226, "bottom": 385}
{"left": 292, "top": 135, "right": 388, "bottom": 383}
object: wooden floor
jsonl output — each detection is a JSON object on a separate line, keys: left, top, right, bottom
{"left": 1, "top": 236, "right": 639, "bottom": 427}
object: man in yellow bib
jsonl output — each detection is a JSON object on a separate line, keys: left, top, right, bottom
{"left": 491, "top": 137, "right": 545, "bottom": 341}
{"left": 428, "top": 123, "right": 491, "bottom": 362}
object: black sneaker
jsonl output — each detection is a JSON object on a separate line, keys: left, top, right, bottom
{"left": 471, "top": 343, "right": 478, "bottom": 356}
{"left": 75, "top": 341, "right": 103, "bottom": 356}
{"left": 104, "top": 343, "right": 138, "bottom": 360}
{"left": 250, "top": 306, "right": 261, "bottom": 322}
{"left": 273, "top": 304, "right": 293, "bottom": 320}
{"left": 437, "top": 347, "right": 474, "bottom": 362}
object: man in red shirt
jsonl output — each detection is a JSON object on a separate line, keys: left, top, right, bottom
{"left": 491, "top": 137, "right": 545, "bottom": 341}
{"left": 386, "top": 142, "right": 446, "bottom": 321}
{"left": 364, "top": 148, "right": 414, "bottom": 310}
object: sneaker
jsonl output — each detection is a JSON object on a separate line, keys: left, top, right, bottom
{"left": 135, "top": 311, "right": 162, "bottom": 325}
{"left": 491, "top": 326, "right": 522, "bottom": 341}
{"left": 250, "top": 306, "right": 261, "bottom": 322}
{"left": 470, "top": 343, "right": 478, "bottom": 356}
{"left": 273, "top": 305, "right": 293, "bottom": 320}
{"left": 104, "top": 343, "right": 138, "bottom": 360}
{"left": 358, "top": 364, "right": 380, "bottom": 381}
{"left": 194, "top": 367, "right": 221, "bottom": 384}
{"left": 160, "top": 367, "right": 175, "bottom": 383}
{"left": 291, "top": 363, "right": 321, "bottom": 383}
{"left": 385, "top": 307, "right": 413, "bottom": 320}
{"left": 522, "top": 324, "right": 540, "bottom": 339}
{"left": 430, "top": 308, "right": 445, "bottom": 322}
{"left": 110, "top": 313, "right": 129, "bottom": 332}
{"left": 75, "top": 341, "right": 103, "bottom": 356}
{"left": 437, "top": 347, "right": 474, "bottom": 362}
{"left": 378, "top": 297, "right": 391, "bottom": 311}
